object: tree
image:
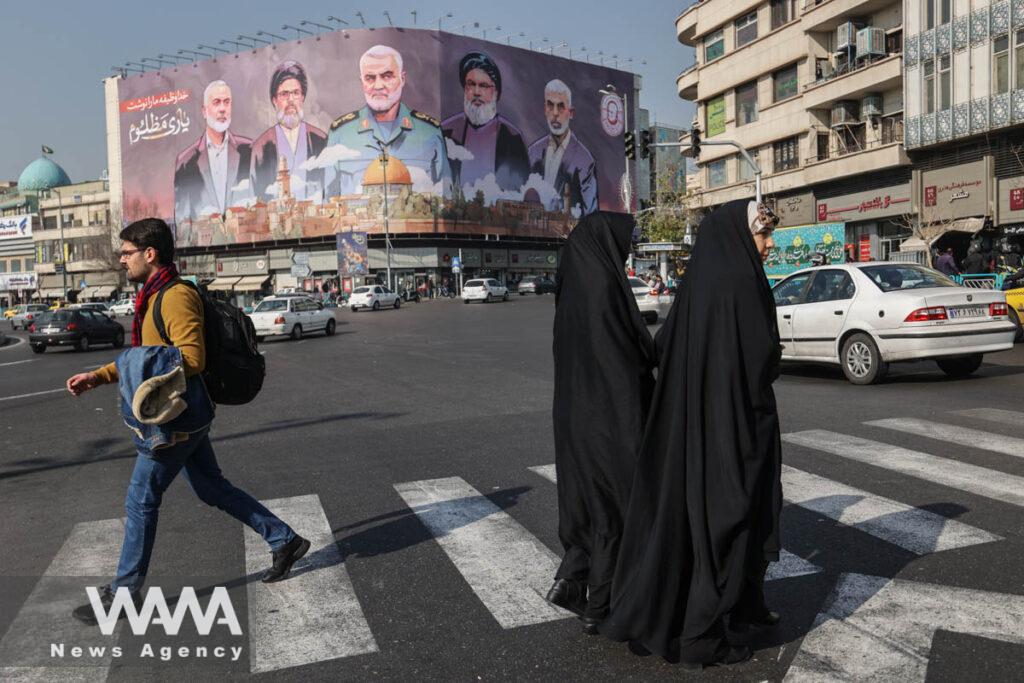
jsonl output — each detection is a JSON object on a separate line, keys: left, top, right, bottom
{"left": 636, "top": 162, "right": 703, "bottom": 244}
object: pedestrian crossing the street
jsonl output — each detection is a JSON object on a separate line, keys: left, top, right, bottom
{"left": 2, "top": 408, "right": 1023, "bottom": 679}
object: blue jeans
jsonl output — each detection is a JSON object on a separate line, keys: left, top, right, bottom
{"left": 112, "top": 429, "right": 296, "bottom": 592}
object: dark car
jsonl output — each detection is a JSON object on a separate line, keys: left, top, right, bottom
{"left": 28, "top": 309, "right": 125, "bottom": 353}
{"left": 517, "top": 276, "right": 557, "bottom": 295}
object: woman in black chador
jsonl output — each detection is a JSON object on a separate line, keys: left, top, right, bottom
{"left": 599, "top": 199, "right": 783, "bottom": 668}
{"left": 546, "top": 212, "right": 656, "bottom": 632}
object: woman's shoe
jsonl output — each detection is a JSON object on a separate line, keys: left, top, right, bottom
{"left": 730, "top": 610, "right": 780, "bottom": 633}
{"left": 679, "top": 644, "right": 753, "bottom": 671}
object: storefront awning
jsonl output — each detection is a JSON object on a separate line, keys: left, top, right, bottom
{"left": 81, "top": 285, "right": 118, "bottom": 299}
{"left": 233, "top": 275, "right": 270, "bottom": 292}
{"left": 35, "top": 288, "right": 65, "bottom": 299}
{"left": 207, "top": 277, "right": 241, "bottom": 291}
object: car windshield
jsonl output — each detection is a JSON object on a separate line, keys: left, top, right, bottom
{"left": 254, "top": 299, "right": 288, "bottom": 312}
{"left": 465, "top": 280, "right": 484, "bottom": 287}
{"left": 859, "top": 264, "right": 957, "bottom": 292}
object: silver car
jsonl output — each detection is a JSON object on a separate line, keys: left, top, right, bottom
{"left": 629, "top": 278, "right": 672, "bottom": 324}
{"left": 9, "top": 304, "right": 50, "bottom": 330}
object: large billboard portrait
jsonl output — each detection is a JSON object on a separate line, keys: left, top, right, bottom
{"left": 115, "top": 28, "right": 633, "bottom": 249}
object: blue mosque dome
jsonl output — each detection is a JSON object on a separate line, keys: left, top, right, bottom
{"left": 17, "top": 156, "right": 72, "bottom": 192}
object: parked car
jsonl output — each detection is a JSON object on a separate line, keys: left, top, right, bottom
{"left": 462, "top": 278, "right": 509, "bottom": 304}
{"left": 771, "top": 263, "right": 1017, "bottom": 385}
{"left": 69, "top": 302, "right": 116, "bottom": 319}
{"left": 247, "top": 295, "right": 336, "bottom": 340}
{"left": 349, "top": 285, "right": 401, "bottom": 311}
{"left": 517, "top": 276, "right": 557, "bottom": 295}
{"left": 109, "top": 299, "right": 136, "bottom": 317}
{"left": 3, "top": 305, "right": 18, "bottom": 320}
{"left": 28, "top": 309, "right": 125, "bottom": 353}
{"left": 9, "top": 304, "right": 50, "bottom": 330}
{"left": 628, "top": 277, "right": 673, "bottom": 324}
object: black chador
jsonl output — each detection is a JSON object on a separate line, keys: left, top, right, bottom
{"left": 546, "top": 212, "right": 655, "bottom": 630}
{"left": 599, "top": 199, "right": 783, "bottom": 665}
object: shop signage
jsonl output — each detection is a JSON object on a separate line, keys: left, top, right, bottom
{"left": 0, "top": 214, "right": 32, "bottom": 241}
{"left": 0, "top": 272, "right": 37, "bottom": 290}
{"left": 771, "top": 192, "right": 815, "bottom": 228}
{"left": 706, "top": 96, "right": 726, "bottom": 137}
{"left": 816, "top": 183, "right": 911, "bottom": 223}
{"left": 920, "top": 159, "right": 989, "bottom": 222}
{"left": 996, "top": 176, "right": 1024, "bottom": 224}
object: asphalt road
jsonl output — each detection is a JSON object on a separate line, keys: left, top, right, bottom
{"left": 1, "top": 297, "right": 1023, "bottom": 681}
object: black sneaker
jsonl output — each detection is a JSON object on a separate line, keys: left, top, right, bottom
{"left": 261, "top": 535, "right": 311, "bottom": 583}
{"left": 72, "top": 584, "right": 143, "bottom": 625}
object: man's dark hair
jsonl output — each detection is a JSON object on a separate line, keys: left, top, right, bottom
{"left": 270, "top": 61, "right": 308, "bottom": 101}
{"left": 120, "top": 218, "right": 174, "bottom": 265}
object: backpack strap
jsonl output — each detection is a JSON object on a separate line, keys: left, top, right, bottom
{"left": 152, "top": 278, "right": 188, "bottom": 347}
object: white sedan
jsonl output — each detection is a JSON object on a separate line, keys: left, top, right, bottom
{"left": 109, "top": 299, "right": 135, "bottom": 317}
{"left": 772, "top": 263, "right": 1016, "bottom": 384}
{"left": 462, "top": 278, "right": 509, "bottom": 303}
{"left": 247, "top": 295, "right": 336, "bottom": 340}
{"left": 628, "top": 277, "right": 673, "bottom": 324}
{"left": 350, "top": 285, "right": 401, "bottom": 311}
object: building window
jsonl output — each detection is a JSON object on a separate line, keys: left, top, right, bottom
{"left": 938, "top": 55, "right": 951, "bottom": 110}
{"left": 735, "top": 12, "right": 758, "bottom": 48}
{"left": 706, "top": 94, "right": 727, "bottom": 136}
{"left": 773, "top": 64, "right": 798, "bottom": 101}
{"left": 881, "top": 115, "right": 904, "bottom": 144}
{"left": 24, "top": 257, "right": 34, "bottom": 271}
{"left": 737, "top": 150, "right": 759, "bottom": 182}
{"left": 0, "top": 260, "right": 6, "bottom": 274}
{"left": 42, "top": 216, "right": 57, "bottom": 230}
{"left": 704, "top": 29, "right": 724, "bottom": 62}
{"left": 770, "top": 0, "right": 796, "bottom": 29}
{"left": 736, "top": 81, "right": 759, "bottom": 126}
{"left": 1016, "top": 29, "right": 1024, "bottom": 91}
{"left": 925, "top": 0, "right": 951, "bottom": 30}
{"left": 816, "top": 133, "right": 830, "bottom": 161}
{"left": 773, "top": 136, "right": 800, "bottom": 172}
{"left": 923, "top": 59, "right": 935, "bottom": 114}
{"left": 11, "top": 259, "right": 21, "bottom": 273}
{"left": 708, "top": 159, "right": 727, "bottom": 187}
{"left": 996, "top": 34, "right": 1010, "bottom": 94}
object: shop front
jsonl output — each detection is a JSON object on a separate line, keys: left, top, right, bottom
{"left": 916, "top": 159, "right": 993, "bottom": 259}
{"left": 0, "top": 272, "right": 37, "bottom": 308}
{"left": 772, "top": 191, "right": 816, "bottom": 229}
{"left": 508, "top": 249, "right": 559, "bottom": 288}
{"left": 211, "top": 253, "right": 270, "bottom": 308}
{"left": 994, "top": 177, "right": 1024, "bottom": 267}
{"left": 816, "top": 182, "right": 913, "bottom": 262}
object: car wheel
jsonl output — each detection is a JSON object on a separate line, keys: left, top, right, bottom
{"left": 394, "top": 298, "right": 401, "bottom": 309}
{"left": 936, "top": 354, "right": 984, "bottom": 378}
{"left": 31, "top": 343, "right": 46, "bottom": 354}
{"left": 351, "top": 306, "right": 358, "bottom": 313}
{"left": 841, "top": 333, "right": 887, "bottom": 385}
{"left": 372, "top": 300, "right": 380, "bottom": 311}
{"left": 1010, "top": 308, "right": 1023, "bottom": 343}
{"left": 325, "top": 318, "right": 336, "bottom": 336}
{"left": 464, "top": 299, "right": 471, "bottom": 304}
{"left": 290, "top": 325, "right": 302, "bottom": 341}
{"left": 77, "top": 335, "right": 90, "bottom": 353}
{"left": 113, "top": 330, "right": 125, "bottom": 348}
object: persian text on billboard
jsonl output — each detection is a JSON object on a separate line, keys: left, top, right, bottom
{"left": 116, "top": 28, "right": 632, "bottom": 249}
{"left": 0, "top": 214, "right": 32, "bottom": 241}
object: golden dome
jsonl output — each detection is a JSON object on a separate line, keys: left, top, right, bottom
{"left": 362, "top": 156, "right": 412, "bottom": 187}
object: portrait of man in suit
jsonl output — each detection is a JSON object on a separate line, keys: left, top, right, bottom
{"left": 250, "top": 61, "right": 328, "bottom": 202}
{"left": 173, "top": 80, "right": 253, "bottom": 236}
{"left": 527, "top": 79, "right": 598, "bottom": 216}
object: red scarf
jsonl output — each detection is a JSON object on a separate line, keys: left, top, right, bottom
{"left": 132, "top": 264, "right": 179, "bottom": 346}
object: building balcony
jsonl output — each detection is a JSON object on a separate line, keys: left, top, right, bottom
{"left": 802, "top": 53, "right": 902, "bottom": 110}
{"left": 675, "top": 0, "right": 762, "bottom": 46}
{"left": 803, "top": 139, "right": 909, "bottom": 185}
{"left": 801, "top": 0, "right": 901, "bottom": 33}
{"left": 677, "top": 63, "right": 699, "bottom": 100}
{"left": 676, "top": 3, "right": 699, "bottom": 46}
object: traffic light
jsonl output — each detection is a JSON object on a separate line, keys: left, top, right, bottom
{"left": 624, "top": 130, "right": 636, "bottom": 160}
{"left": 689, "top": 125, "right": 702, "bottom": 160}
{"left": 640, "top": 129, "right": 653, "bottom": 159}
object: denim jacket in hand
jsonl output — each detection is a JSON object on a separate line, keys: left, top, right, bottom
{"left": 115, "top": 346, "right": 214, "bottom": 455}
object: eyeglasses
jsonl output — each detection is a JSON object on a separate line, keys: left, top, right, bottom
{"left": 118, "top": 248, "right": 142, "bottom": 259}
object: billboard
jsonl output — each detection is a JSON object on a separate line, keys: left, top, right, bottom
{"left": 763, "top": 222, "right": 845, "bottom": 278}
{"left": 337, "top": 231, "right": 369, "bottom": 276}
{"left": 115, "top": 28, "right": 633, "bottom": 249}
{"left": 0, "top": 214, "right": 32, "bottom": 241}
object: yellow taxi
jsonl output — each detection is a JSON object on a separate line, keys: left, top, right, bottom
{"left": 48, "top": 300, "right": 67, "bottom": 311}
{"left": 1006, "top": 285, "right": 1024, "bottom": 342}
{"left": 3, "top": 306, "right": 18, "bottom": 320}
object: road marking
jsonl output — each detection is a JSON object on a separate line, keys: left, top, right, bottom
{"left": 782, "top": 465, "right": 1000, "bottom": 554}
{"left": 953, "top": 408, "right": 1024, "bottom": 428}
{"left": 530, "top": 463, "right": 823, "bottom": 580}
{"left": 244, "top": 494, "right": 377, "bottom": 673}
{"left": 0, "top": 518, "right": 124, "bottom": 680}
{"left": 394, "top": 476, "right": 570, "bottom": 629}
{"left": 866, "top": 417, "right": 1024, "bottom": 459}
{"left": 0, "top": 388, "right": 65, "bottom": 403}
{"left": 784, "top": 573, "right": 1024, "bottom": 681}
{"left": 784, "top": 430, "right": 1024, "bottom": 507}
{"left": 0, "top": 359, "right": 34, "bottom": 368}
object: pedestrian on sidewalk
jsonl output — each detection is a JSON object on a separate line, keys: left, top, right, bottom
{"left": 935, "top": 247, "right": 960, "bottom": 277}
{"left": 66, "top": 218, "right": 309, "bottom": 624}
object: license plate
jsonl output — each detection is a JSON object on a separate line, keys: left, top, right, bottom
{"left": 948, "top": 305, "right": 986, "bottom": 319}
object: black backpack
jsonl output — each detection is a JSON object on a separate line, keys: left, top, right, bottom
{"left": 153, "top": 279, "right": 265, "bottom": 405}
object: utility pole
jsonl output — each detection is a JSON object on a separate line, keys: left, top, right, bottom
{"left": 55, "top": 188, "right": 68, "bottom": 301}
{"left": 367, "top": 140, "right": 393, "bottom": 290}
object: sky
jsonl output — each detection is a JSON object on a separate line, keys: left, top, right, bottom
{"left": 0, "top": 0, "right": 696, "bottom": 184}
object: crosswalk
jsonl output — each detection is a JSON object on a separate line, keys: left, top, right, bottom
{"left": 1, "top": 408, "right": 1022, "bottom": 679}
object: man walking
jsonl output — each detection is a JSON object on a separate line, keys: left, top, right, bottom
{"left": 935, "top": 247, "right": 960, "bottom": 277}
{"left": 67, "top": 218, "right": 308, "bottom": 623}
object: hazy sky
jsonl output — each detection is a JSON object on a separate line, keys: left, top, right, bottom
{"left": 0, "top": 0, "right": 695, "bottom": 183}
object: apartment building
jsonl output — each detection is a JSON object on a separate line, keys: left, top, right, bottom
{"left": 903, "top": 0, "right": 1024, "bottom": 258}
{"left": 677, "top": 0, "right": 914, "bottom": 260}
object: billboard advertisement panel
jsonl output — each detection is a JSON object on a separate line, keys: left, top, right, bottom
{"left": 763, "top": 222, "right": 845, "bottom": 278}
{"left": 115, "top": 28, "right": 633, "bottom": 249}
{"left": 0, "top": 214, "right": 32, "bottom": 241}
{"left": 337, "top": 231, "right": 369, "bottom": 276}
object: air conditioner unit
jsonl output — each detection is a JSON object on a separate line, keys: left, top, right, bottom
{"left": 837, "top": 21, "right": 865, "bottom": 51}
{"left": 861, "top": 94, "right": 884, "bottom": 118}
{"left": 856, "top": 27, "right": 886, "bottom": 58}
{"left": 831, "top": 100, "right": 860, "bottom": 126}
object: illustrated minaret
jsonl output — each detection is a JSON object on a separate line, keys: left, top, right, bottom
{"left": 276, "top": 155, "right": 291, "bottom": 198}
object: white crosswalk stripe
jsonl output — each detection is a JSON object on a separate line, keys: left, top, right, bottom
{"left": 527, "top": 464, "right": 556, "bottom": 484}
{"left": 784, "top": 429, "right": 1024, "bottom": 507}
{"left": 781, "top": 465, "right": 1000, "bottom": 554}
{"left": 244, "top": 494, "right": 377, "bottom": 673}
{"left": 866, "top": 417, "right": 1024, "bottom": 459}
{"left": 0, "top": 518, "right": 124, "bottom": 682}
{"left": 952, "top": 407, "right": 1024, "bottom": 429}
{"left": 394, "top": 476, "right": 571, "bottom": 629}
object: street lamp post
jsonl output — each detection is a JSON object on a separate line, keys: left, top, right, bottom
{"left": 54, "top": 188, "right": 68, "bottom": 301}
{"left": 367, "top": 141, "right": 393, "bottom": 290}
